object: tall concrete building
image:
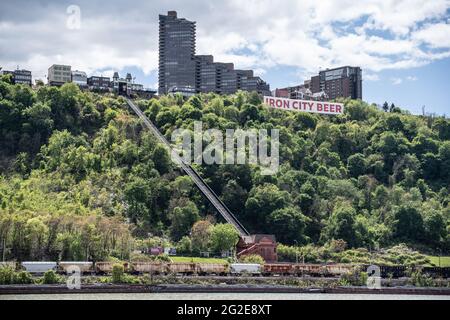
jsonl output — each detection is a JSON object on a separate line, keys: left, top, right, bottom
{"left": 48, "top": 64, "right": 71, "bottom": 86}
{"left": 158, "top": 11, "right": 270, "bottom": 96}
{"left": 159, "top": 11, "right": 197, "bottom": 95}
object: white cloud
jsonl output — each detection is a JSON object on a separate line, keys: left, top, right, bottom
{"left": 365, "top": 74, "right": 380, "bottom": 81}
{"left": 391, "top": 77, "right": 403, "bottom": 85}
{"left": 356, "top": 0, "right": 450, "bottom": 35}
{"left": 0, "top": 0, "right": 449, "bottom": 87}
{"left": 412, "top": 23, "right": 450, "bottom": 48}
{"left": 407, "top": 76, "right": 418, "bottom": 81}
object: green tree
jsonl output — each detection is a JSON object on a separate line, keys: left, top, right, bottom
{"left": 221, "top": 180, "right": 248, "bottom": 216}
{"left": 376, "top": 131, "right": 410, "bottom": 171}
{"left": 25, "top": 217, "right": 48, "bottom": 260}
{"left": 191, "top": 220, "right": 212, "bottom": 254}
{"left": 43, "top": 270, "right": 60, "bottom": 284}
{"left": 423, "top": 210, "right": 446, "bottom": 245}
{"left": 209, "top": 224, "right": 239, "bottom": 254}
{"left": 439, "top": 141, "right": 450, "bottom": 182}
{"left": 176, "top": 236, "right": 192, "bottom": 255}
{"left": 112, "top": 263, "right": 124, "bottom": 283}
{"left": 323, "top": 205, "right": 359, "bottom": 248}
{"left": 295, "top": 112, "right": 317, "bottom": 130}
{"left": 421, "top": 153, "right": 440, "bottom": 180}
{"left": 245, "top": 184, "right": 290, "bottom": 232}
{"left": 124, "top": 177, "right": 152, "bottom": 224}
{"left": 239, "top": 103, "right": 261, "bottom": 124}
{"left": 392, "top": 205, "right": 424, "bottom": 242}
{"left": 170, "top": 201, "right": 200, "bottom": 241}
{"left": 432, "top": 118, "right": 450, "bottom": 140}
{"left": 347, "top": 153, "right": 366, "bottom": 178}
{"left": 152, "top": 145, "right": 171, "bottom": 175}
{"left": 268, "top": 207, "right": 309, "bottom": 245}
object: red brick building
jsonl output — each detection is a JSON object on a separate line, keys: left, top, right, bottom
{"left": 274, "top": 88, "right": 289, "bottom": 98}
{"left": 274, "top": 66, "right": 362, "bottom": 101}
{"left": 237, "top": 234, "right": 277, "bottom": 262}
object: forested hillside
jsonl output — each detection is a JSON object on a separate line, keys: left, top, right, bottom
{"left": 0, "top": 75, "right": 449, "bottom": 262}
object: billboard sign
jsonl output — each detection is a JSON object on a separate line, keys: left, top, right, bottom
{"left": 263, "top": 96, "right": 344, "bottom": 115}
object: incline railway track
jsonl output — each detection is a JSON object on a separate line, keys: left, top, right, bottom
{"left": 126, "top": 98, "right": 249, "bottom": 236}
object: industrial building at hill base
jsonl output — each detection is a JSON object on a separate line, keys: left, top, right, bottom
{"left": 237, "top": 235, "right": 278, "bottom": 263}
{"left": 159, "top": 11, "right": 270, "bottom": 96}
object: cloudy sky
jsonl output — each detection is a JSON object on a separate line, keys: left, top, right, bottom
{"left": 1, "top": 0, "right": 449, "bottom": 114}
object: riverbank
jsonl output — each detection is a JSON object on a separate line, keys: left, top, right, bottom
{"left": 1, "top": 284, "right": 449, "bottom": 296}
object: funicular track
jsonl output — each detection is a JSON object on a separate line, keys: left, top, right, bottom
{"left": 126, "top": 98, "right": 249, "bottom": 237}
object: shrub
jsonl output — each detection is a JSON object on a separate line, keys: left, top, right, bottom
{"left": 277, "top": 244, "right": 299, "bottom": 262}
{"left": 380, "top": 244, "right": 431, "bottom": 266}
{"left": 119, "top": 274, "right": 141, "bottom": 284}
{"left": 0, "top": 267, "right": 15, "bottom": 285}
{"left": 15, "top": 271, "right": 33, "bottom": 284}
{"left": 337, "top": 248, "right": 371, "bottom": 264}
{"left": 0, "top": 267, "right": 34, "bottom": 285}
{"left": 409, "top": 269, "right": 435, "bottom": 287}
{"left": 130, "top": 253, "right": 154, "bottom": 262}
{"left": 112, "top": 263, "right": 124, "bottom": 283}
{"left": 339, "top": 267, "right": 368, "bottom": 286}
{"left": 43, "top": 270, "right": 60, "bottom": 284}
{"left": 129, "top": 253, "right": 171, "bottom": 263}
{"left": 105, "top": 256, "right": 123, "bottom": 263}
{"left": 154, "top": 254, "right": 171, "bottom": 262}
{"left": 176, "top": 236, "right": 192, "bottom": 255}
{"left": 278, "top": 244, "right": 325, "bottom": 263}
{"left": 239, "top": 254, "right": 265, "bottom": 265}
{"left": 326, "top": 239, "right": 348, "bottom": 253}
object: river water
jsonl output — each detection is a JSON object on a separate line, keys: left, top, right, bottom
{"left": 1, "top": 293, "right": 449, "bottom": 300}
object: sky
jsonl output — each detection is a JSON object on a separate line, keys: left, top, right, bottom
{"left": 0, "top": 0, "right": 449, "bottom": 115}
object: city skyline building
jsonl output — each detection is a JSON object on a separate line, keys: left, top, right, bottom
{"left": 158, "top": 11, "right": 270, "bottom": 96}
{"left": 319, "top": 66, "right": 362, "bottom": 100}
{"left": 71, "top": 70, "right": 88, "bottom": 87}
{"left": 87, "top": 75, "right": 111, "bottom": 91}
{"left": 159, "top": 11, "right": 197, "bottom": 95}
{"left": 48, "top": 64, "right": 72, "bottom": 86}
{"left": 0, "top": 68, "right": 32, "bottom": 86}
{"left": 275, "top": 66, "right": 362, "bottom": 101}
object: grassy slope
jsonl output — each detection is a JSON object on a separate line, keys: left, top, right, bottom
{"left": 427, "top": 256, "right": 450, "bottom": 267}
{"left": 170, "top": 256, "right": 228, "bottom": 264}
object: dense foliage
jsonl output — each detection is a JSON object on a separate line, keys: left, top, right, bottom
{"left": 0, "top": 76, "right": 449, "bottom": 262}
{"left": 277, "top": 242, "right": 433, "bottom": 266}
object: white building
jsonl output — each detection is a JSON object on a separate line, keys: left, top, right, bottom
{"left": 71, "top": 70, "right": 88, "bottom": 87}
